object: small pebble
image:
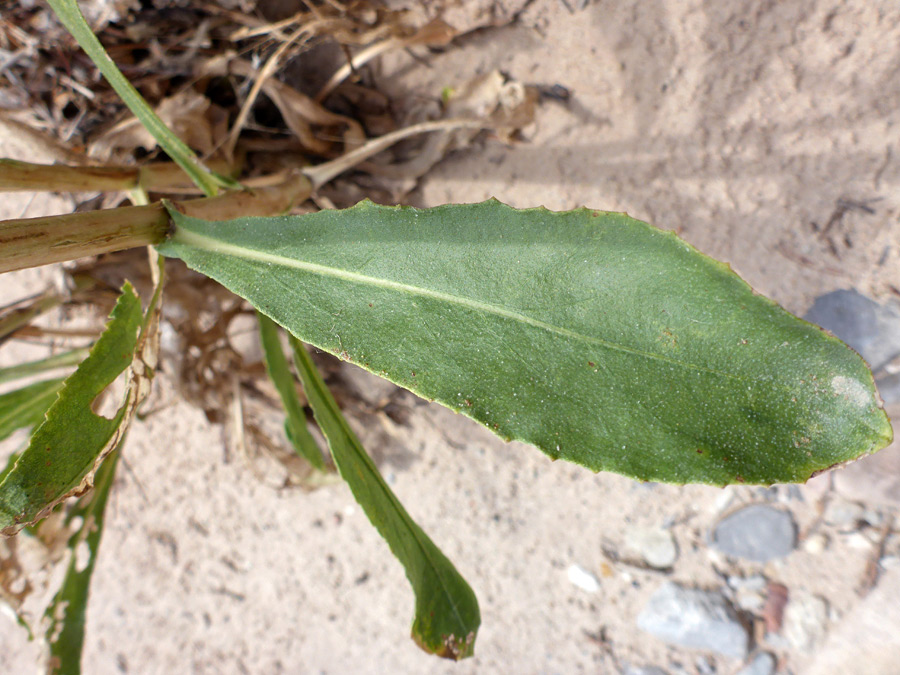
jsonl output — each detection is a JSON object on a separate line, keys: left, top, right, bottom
{"left": 711, "top": 504, "right": 796, "bottom": 562}
{"left": 736, "top": 651, "right": 776, "bottom": 675}
{"left": 567, "top": 564, "right": 600, "bottom": 593}
{"left": 637, "top": 582, "right": 748, "bottom": 659}
{"left": 802, "top": 532, "right": 829, "bottom": 555}
{"left": 823, "top": 498, "right": 864, "bottom": 530}
{"left": 625, "top": 526, "right": 678, "bottom": 569}
{"left": 847, "top": 532, "right": 873, "bottom": 550}
{"left": 728, "top": 575, "right": 767, "bottom": 612}
{"left": 783, "top": 591, "right": 828, "bottom": 651}
{"left": 712, "top": 489, "right": 736, "bottom": 514}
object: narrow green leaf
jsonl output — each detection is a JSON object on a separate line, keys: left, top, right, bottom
{"left": 0, "top": 349, "right": 90, "bottom": 386}
{"left": 46, "top": 0, "right": 226, "bottom": 197}
{"left": 158, "top": 200, "right": 893, "bottom": 485}
{"left": 0, "top": 291, "right": 61, "bottom": 344}
{"left": 0, "top": 285, "right": 141, "bottom": 534}
{"left": 44, "top": 449, "right": 120, "bottom": 675}
{"left": 0, "top": 378, "right": 65, "bottom": 442}
{"left": 257, "top": 313, "right": 325, "bottom": 469}
{"left": 291, "top": 338, "right": 480, "bottom": 659}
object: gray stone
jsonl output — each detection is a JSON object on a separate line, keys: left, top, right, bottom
{"left": 711, "top": 505, "right": 796, "bottom": 562}
{"left": 624, "top": 526, "right": 678, "bottom": 569}
{"left": 804, "top": 289, "right": 900, "bottom": 375}
{"left": 822, "top": 497, "right": 864, "bottom": 530}
{"left": 728, "top": 575, "right": 767, "bottom": 612}
{"left": 736, "top": 652, "right": 776, "bottom": 675}
{"left": 637, "top": 582, "right": 749, "bottom": 659}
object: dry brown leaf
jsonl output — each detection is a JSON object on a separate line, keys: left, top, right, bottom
{"left": 90, "top": 90, "right": 227, "bottom": 160}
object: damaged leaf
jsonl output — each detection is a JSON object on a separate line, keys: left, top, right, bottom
{"left": 0, "top": 253, "right": 162, "bottom": 535}
{"left": 159, "top": 200, "right": 892, "bottom": 486}
{"left": 0, "top": 286, "right": 138, "bottom": 534}
{"left": 291, "top": 339, "right": 480, "bottom": 659}
{"left": 44, "top": 449, "right": 120, "bottom": 675}
{"left": 257, "top": 313, "right": 325, "bottom": 470}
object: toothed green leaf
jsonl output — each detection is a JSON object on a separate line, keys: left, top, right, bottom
{"left": 158, "top": 200, "right": 892, "bottom": 485}
{"left": 0, "top": 285, "right": 140, "bottom": 534}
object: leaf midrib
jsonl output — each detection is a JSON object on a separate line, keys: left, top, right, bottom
{"left": 174, "top": 227, "right": 741, "bottom": 381}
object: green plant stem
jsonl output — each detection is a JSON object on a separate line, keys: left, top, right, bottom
{"left": 0, "top": 174, "right": 311, "bottom": 274}
{"left": 47, "top": 0, "right": 224, "bottom": 196}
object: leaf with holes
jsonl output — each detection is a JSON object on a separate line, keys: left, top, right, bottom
{"left": 157, "top": 200, "right": 892, "bottom": 485}
{"left": 0, "top": 256, "right": 163, "bottom": 535}
{"left": 44, "top": 449, "right": 120, "bottom": 675}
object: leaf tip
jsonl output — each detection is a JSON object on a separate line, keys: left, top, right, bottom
{"left": 412, "top": 629, "right": 477, "bottom": 661}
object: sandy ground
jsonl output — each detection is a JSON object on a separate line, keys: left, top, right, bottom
{"left": 2, "top": 1, "right": 900, "bottom": 673}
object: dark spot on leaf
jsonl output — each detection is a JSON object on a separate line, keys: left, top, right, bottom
{"left": 696, "top": 448, "right": 703, "bottom": 454}
{"left": 464, "top": 399, "right": 472, "bottom": 407}
{"left": 735, "top": 474, "right": 745, "bottom": 483}
{"left": 588, "top": 361, "right": 595, "bottom": 367}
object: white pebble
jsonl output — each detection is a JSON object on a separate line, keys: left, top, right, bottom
{"left": 567, "top": 564, "right": 600, "bottom": 593}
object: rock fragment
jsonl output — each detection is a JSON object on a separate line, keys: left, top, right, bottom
{"left": 567, "top": 564, "right": 600, "bottom": 593}
{"left": 637, "top": 582, "right": 749, "bottom": 659}
{"left": 782, "top": 591, "right": 828, "bottom": 652}
{"left": 823, "top": 497, "right": 864, "bottom": 530}
{"left": 624, "top": 526, "right": 678, "bottom": 569}
{"left": 711, "top": 504, "right": 796, "bottom": 562}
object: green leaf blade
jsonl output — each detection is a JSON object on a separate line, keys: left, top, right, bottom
{"left": 45, "top": 450, "right": 120, "bottom": 675}
{"left": 0, "top": 349, "right": 90, "bottom": 386}
{"left": 158, "top": 200, "right": 892, "bottom": 485}
{"left": 46, "top": 0, "right": 224, "bottom": 197}
{"left": 0, "top": 285, "right": 141, "bottom": 534}
{"left": 0, "top": 378, "right": 65, "bottom": 442}
{"left": 257, "top": 313, "right": 325, "bottom": 469}
{"left": 290, "top": 339, "right": 479, "bottom": 659}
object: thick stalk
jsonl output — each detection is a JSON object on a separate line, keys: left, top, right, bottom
{"left": 0, "top": 173, "right": 311, "bottom": 274}
{"left": 0, "top": 158, "right": 239, "bottom": 194}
